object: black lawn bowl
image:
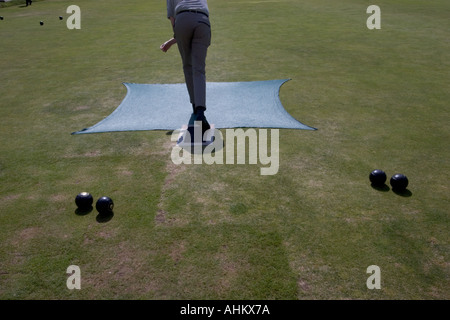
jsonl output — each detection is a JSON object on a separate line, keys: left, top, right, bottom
{"left": 96, "top": 196, "right": 114, "bottom": 214}
{"left": 75, "top": 192, "right": 93, "bottom": 211}
{"left": 390, "top": 174, "right": 409, "bottom": 192}
{"left": 40, "top": 21, "right": 44, "bottom": 26}
{"left": 369, "top": 169, "right": 387, "bottom": 187}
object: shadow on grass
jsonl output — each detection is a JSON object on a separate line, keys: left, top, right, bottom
{"left": 371, "top": 183, "right": 390, "bottom": 192}
{"left": 75, "top": 206, "right": 93, "bottom": 216}
{"left": 75, "top": 207, "right": 114, "bottom": 222}
{"left": 371, "top": 184, "right": 413, "bottom": 197}
{"left": 393, "top": 188, "right": 413, "bottom": 197}
{"left": 96, "top": 211, "right": 114, "bottom": 223}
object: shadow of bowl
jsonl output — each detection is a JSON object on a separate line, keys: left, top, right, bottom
{"left": 370, "top": 183, "right": 390, "bottom": 192}
{"left": 96, "top": 211, "right": 114, "bottom": 223}
{"left": 392, "top": 188, "right": 412, "bottom": 197}
{"left": 75, "top": 206, "right": 93, "bottom": 216}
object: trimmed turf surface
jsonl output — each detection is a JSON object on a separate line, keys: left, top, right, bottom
{"left": 0, "top": 0, "right": 448, "bottom": 299}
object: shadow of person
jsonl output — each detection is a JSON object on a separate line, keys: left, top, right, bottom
{"left": 175, "top": 113, "right": 223, "bottom": 155}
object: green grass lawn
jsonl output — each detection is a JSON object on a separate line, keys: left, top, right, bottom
{"left": 0, "top": 0, "right": 448, "bottom": 299}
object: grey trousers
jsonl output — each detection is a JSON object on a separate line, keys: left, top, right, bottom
{"left": 174, "top": 11, "right": 211, "bottom": 109}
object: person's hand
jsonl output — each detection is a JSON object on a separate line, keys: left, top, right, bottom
{"left": 160, "top": 38, "right": 176, "bottom": 52}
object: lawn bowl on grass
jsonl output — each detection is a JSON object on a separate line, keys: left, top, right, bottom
{"left": 96, "top": 196, "right": 114, "bottom": 215}
{"left": 75, "top": 192, "right": 93, "bottom": 211}
{"left": 390, "top": 174, "right": 409, "bottom": 192}
{"left": 369, "top": 169, "right": 387, "bottom": 187}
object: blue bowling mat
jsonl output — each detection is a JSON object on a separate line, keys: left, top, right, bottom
{"left": 72, "top": 79, "right": 316, "bottom": 134}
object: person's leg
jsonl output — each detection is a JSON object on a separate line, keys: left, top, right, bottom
{"left": 191, "top": 17, "right": 211, "bottom": 109}
{"left": 190, "top": 15, "right": 211, "bottom": 132}
{"left": 175, "top": 13, "right": 211, "bottom": 109}
{"left": 175, "top": 13, "right": 211, "bottom": 135}
{"left": 174, "top": 13, "right": 195, "bottom": 106}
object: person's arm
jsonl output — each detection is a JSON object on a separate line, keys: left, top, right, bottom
{"left": 160, "top": 37, "right": 176, "bottom": 52}
{"left": 160, "top": 16, "right": 177, "bottom": 52}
